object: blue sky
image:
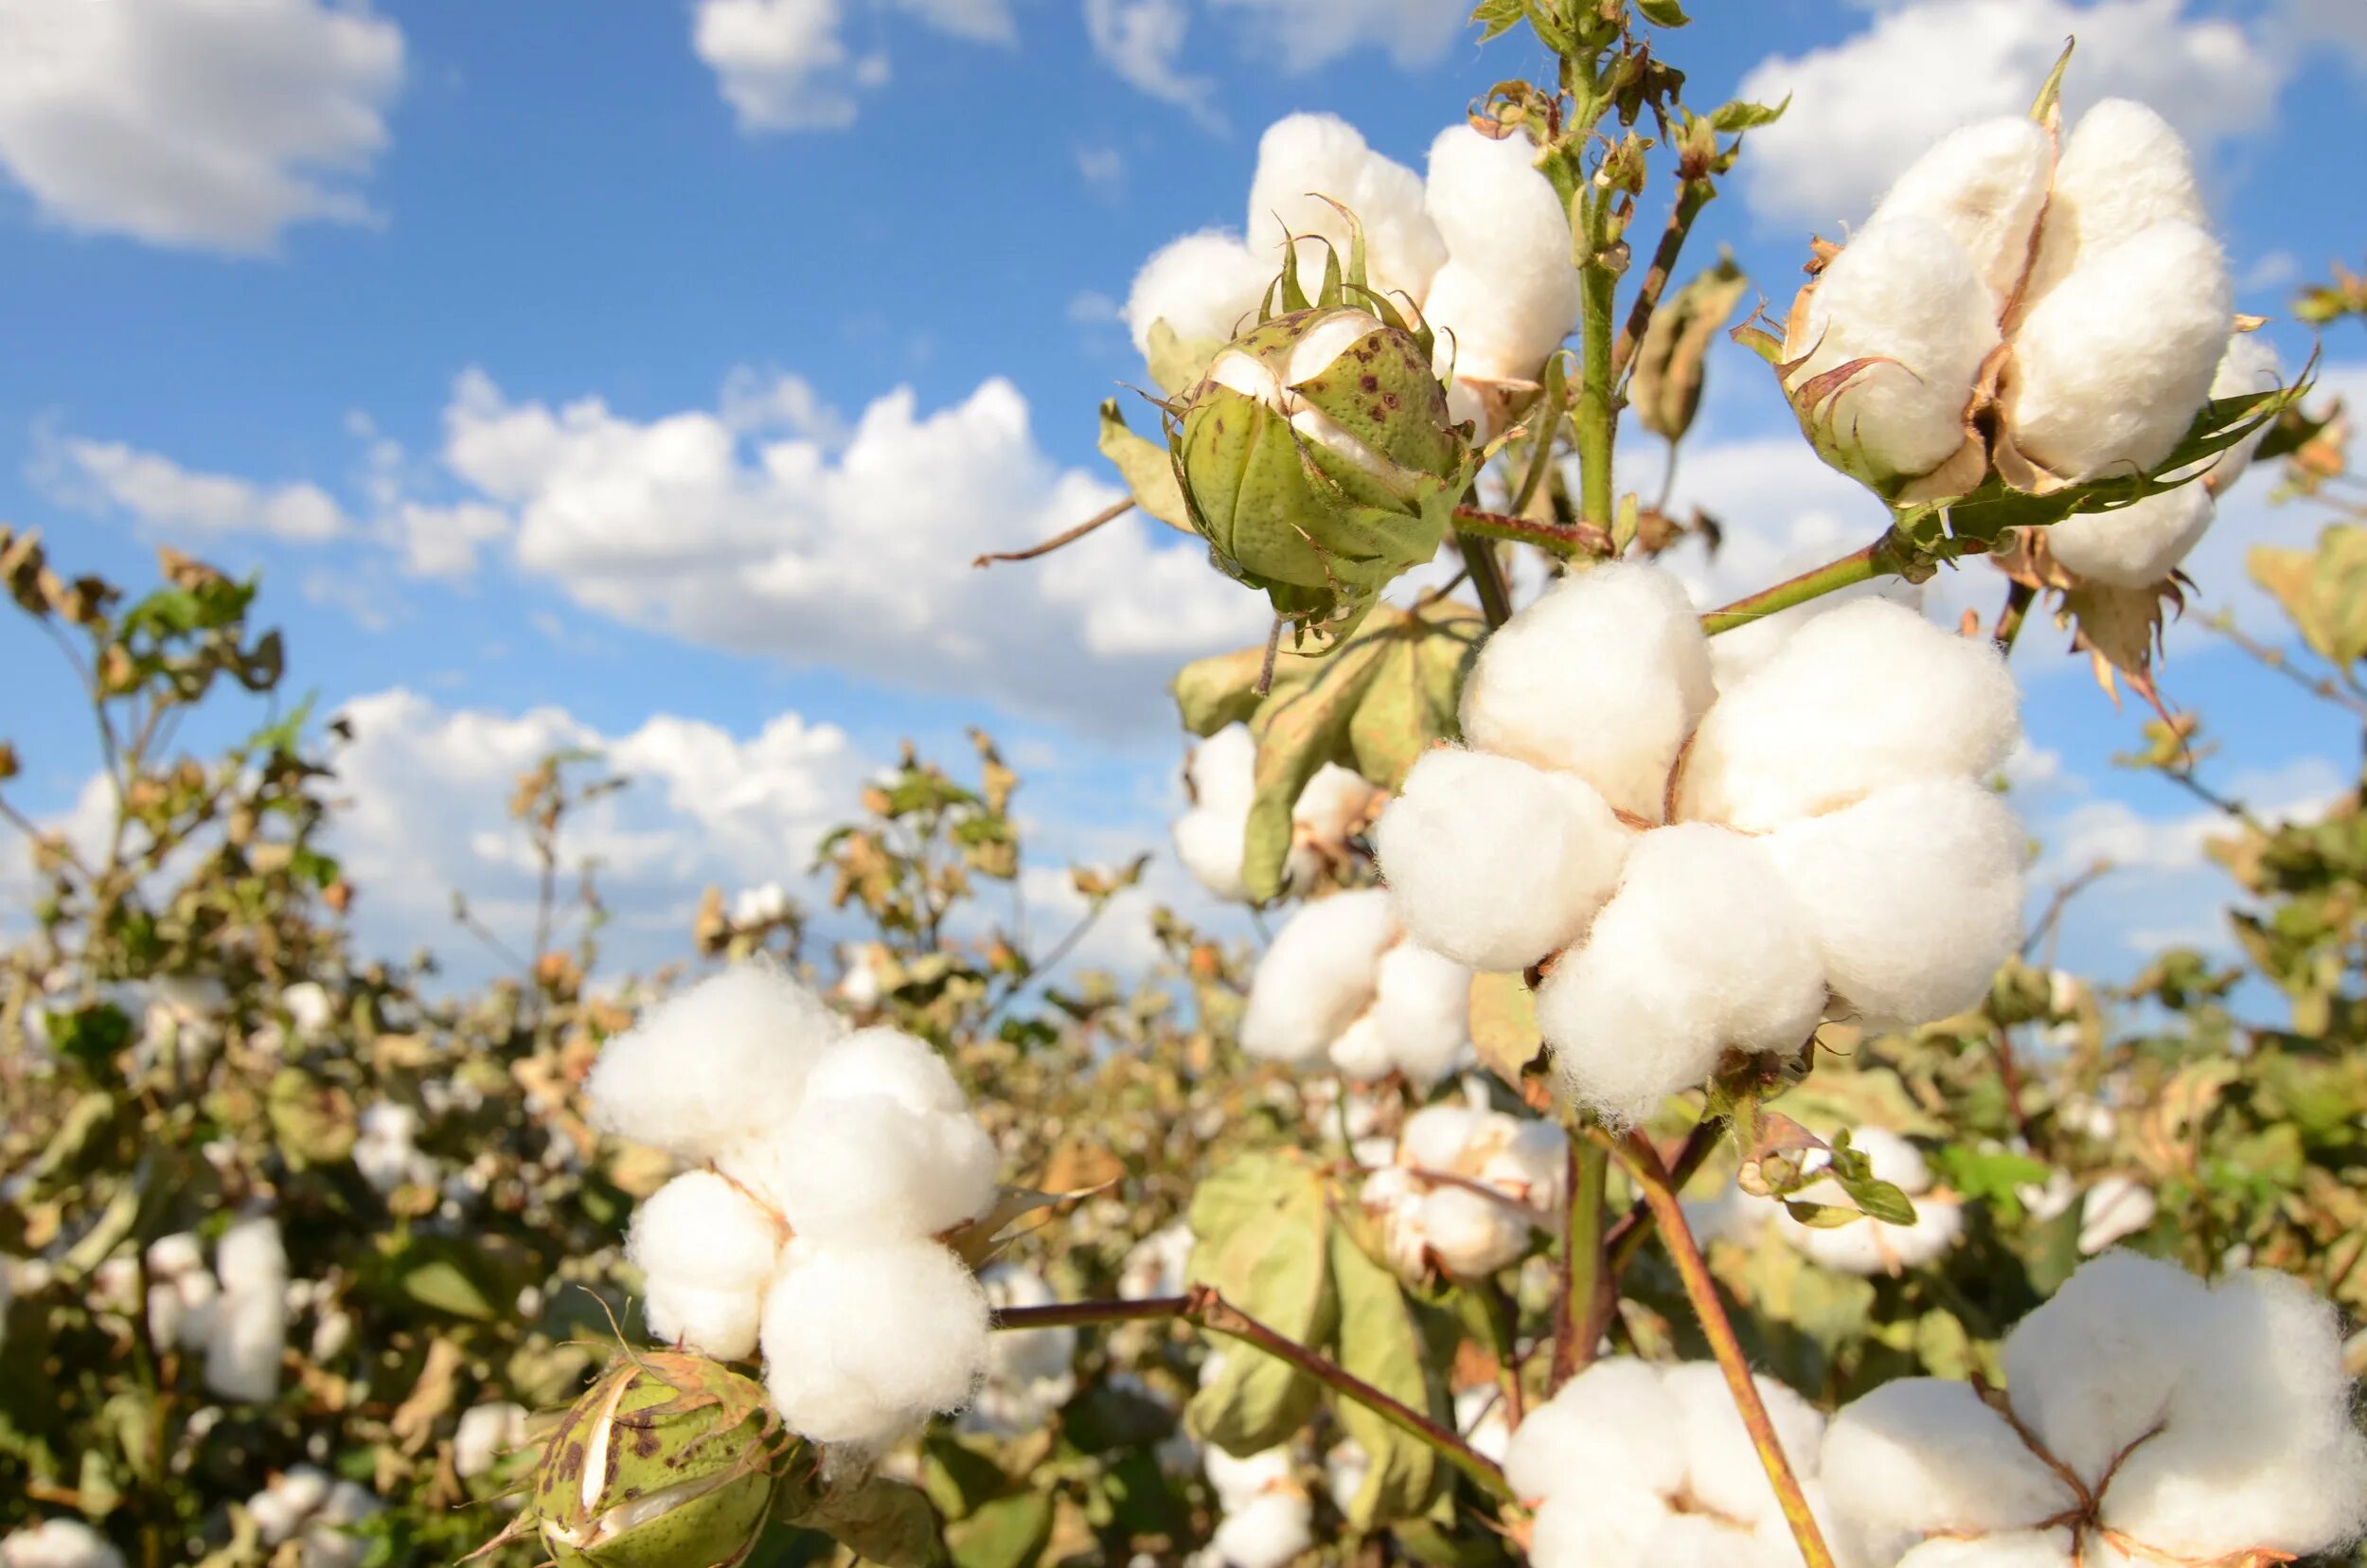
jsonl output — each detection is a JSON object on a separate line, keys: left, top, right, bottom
{"left": 2, "top": 0, "right": 2363, "bottom": 996}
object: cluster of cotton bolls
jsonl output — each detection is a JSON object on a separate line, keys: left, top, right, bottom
{"left": 351, "top": 1103, "right": 436, "bottom": 1194}
{"left": 1361, "top": 1104, "right": 1566, "bottom": 1278}
{"left": 1504, "top": 1356, "right": 1853, "bottom": 1566}
{"left": 584, "top": 964, "right": 1004, "bottom": 1453}
{"left": 243, "top": 1467, "right": 383, "bottom": 1568}
{"left": 1375, "top": 561, "right": 2024, "bottom": 1126}
{"left": 1173, "top": 724, "right": 1380, "bottom": 903}
{"left": 101, "top": 1221, "right": 289, "bottom": 1402}
{"left": 1128, "top": 114, "right": 1581, "bottom": 429}
{"left": 1238, "top": 888, "right": 1475, "bottom": 1085}
{"left": 0, "top": 1520, "right": 125, "bottom": 1568}
{"left": 1823, "top": 1251, "right": 2367, "bottom": 1566}
{"left": 1787, "top": 93, "right": 2264, "bottom": 548}
{"left": 960, "top": 1264, "right": 1078, "bottom": 1437}
{"left": 2021, "top": 1170, "right": 2158, "bottom": 1256}
{"left": 1194, "top": 1443, "right": 1313, "bottom": 1568}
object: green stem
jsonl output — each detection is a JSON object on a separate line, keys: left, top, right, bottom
{"left": 1452, "top": 507, "right": 1610, "bottom": 560}
{"left": 1458, "top": 531, "right": 1516, "bottom": 629}
{"left": 1575, "top": 194, "right": 1619, "bottom": 535}
{"left": 1616, "top": 1131, "right": 1837, "bottom": 1568}
{"left": 1612, "top": 177, "right": 1717, "bottom": 381}
{"left": 1604, "top": 1116, "right": 1723, "bottom": 1276}
{"left": 1552, "top": 1135, "right": 1611, "bottom": 1390}
{"left": 1699, "top": 528, "right": 1913, "bottom": 635}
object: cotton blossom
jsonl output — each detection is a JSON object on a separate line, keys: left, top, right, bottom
{"left": 1771, "top": 1129, "right": 1965, "bottom": 1277}
{"left": 1173, "top": 723, "right": 1379, "bottom": 903}
{"left": 1782, "top": 94, "right": 2234, "bottom": 500}
{"left": 0, "top": 1521, "right": 126, "bottom": 1568}
{"left": 1237, "top": 888, "right": 1474, "bottom": 1084}
{"left": 1361, "top": 1105, "right": 1565, "bottom": 1278}
{"left": 1374, "top": 563, "right": 2023, "bottom": 1125}
{"left": 1824, "top": 1251, "right": 2367, "bottom": 1567}
{"left": 1505, "top": 1356, "right": 1852, "bottom": 1567}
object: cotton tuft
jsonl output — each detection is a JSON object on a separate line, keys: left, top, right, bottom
{"left": 1238, "top": 890, "right": 1399, "bottom": 1063}
{"left": 2023, "top": 98, "right": 2206, "bottom": 305}
{"left": 758, "top": 1241, "right": 991, "bottom": 1448}
{"left": 1419, "top": 126, "right": 1583, "bottom": 386}
{"left": 1864, "top": 116, "right": 2052, "bottom": 308}
{"left": 1245, "top": 115, "right": 1446, "bottom": 310}
{"left": 205, "top": 1216, "right": 288, "bottom": 1402}
{"left": 1368, "top": 941, "right": 1471, "bottom": 1085}
{"left": 0, "top": 1522, "right": 127, "bottom": 1568}
{"left": 627, "top": 1170, "right": 783, "bottom": 1360}
{"left": 1127, "top": 231, "right": 1272, "bottom": 371}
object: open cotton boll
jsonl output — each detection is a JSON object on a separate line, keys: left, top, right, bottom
{"left": 2102, "top": 1268, "right": 2367, "bottom": 1559}
{"left": 758, "top": 1241, "right": 990, "bottom": 1448}
{"left": 1457, "top": 562, "right": 1716, "bottom": 821}
{"left": 1764, "top": 778, "right": 2024, "bottom": 1029}
{"left": 1290, "top": 763, "right": 1379, "bottom": 855}
{"left": 1539, "top": 827, "right": 1825, "bottom": 1126}
{"left": 1823, "top": 1377, "right": 2078, "bottom": 1541}
{"left": 1175, "top": 804, "right": 1257, "bottom": 902}
{"left": 1239, "top": 889, "right": 1399, "bottom": 1064}
{"left": 583, "top": 965, "right": 845, "bottom": 1162}
{"left": 2075, "top": 1174, "right": 2158, "bottom": 1255}
{"left": 1375, "top": 748, "right": 1630, "bottom": 971}
{"left": 1503, "top": 1355, "right": 1688, "bottom": 1504}
{"left": 2007, "top": 220, "right": 2233, "bottom": 483}
{"left": 757, "top": 1092, "right": 999, "bottom": 1245}
{"left": 1663, "top": 1361, "right": 1827, "bottom": 1526}
{"left": 454, "top": 1401, "right": 528, "bottom": 1480}
{"left": 1780, "top": 1203, "right": 1963, "bottom": 1275}
{"left": 1127, "top": 232, "right": 1273, "bottom": 367}
{"left": 1677, "top": 599, "right": 2020, "bottom": 831}
{"left": 1785, "top": 216, "right": 1998, "bottom": 480}
{"left": 1204, "top": 1442, "right": 1294, "bottom": 1508}
{"left": 1369, "top": 941, "right": 1470, "bottom": 1085}
{"left": 627, "top": 1170, "right": 781, "bottom": 1357}
{"left": 2000, "top": 1250, "right": 2209, "bottom": 1485}
{"left": 1204, "top": 1489, "right": 1314, "bottom": 1568}
{"left": 0, "top": 1520, "right": 128, "bottom": 1568}
{"left": 1418, "top": 1185, "right": 1531, "bottom": 1275}
{"left": 205, "top": 1217, "right": 288, "bottom": 1402}
{"left": 1528, "top": 1488, "right": 1677, "bottom": 1567}
{"left": 1420, "top": 126, "right": 1582, "bottom": 383}
{"left": 1326, "top": 1014, "right": 1397, "bottom": 1081}
{"left": 2043, "top": 482, "right": 2213, "bottom": 588}
{"left": 2024, "top": 98, "right": 2206, "bottom": 307}
{"left": 1477, "top": 1119, "right": 1568, "bottom": 1211}
{"left": 1896, "top": 1533, "right": 2077, "bottom": 1568}
{"left": 1865, "top": 116, "right": 2053, "bottom": 308}
{"left": 1245, "top": 115, "right": 1446, "bottom": 310}
{"left": 1397, "top": 1103, "right": 1486, "bottom": 1172}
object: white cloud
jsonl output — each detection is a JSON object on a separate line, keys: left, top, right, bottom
{"left": 39, "top": 434, "right": 351, "bottom": 542}
{"left": 437, "top": 368, "right": 1270, "bottom": 730}
{"left": 386, "top": 501, "right": 508, "bottom": 579}
{"left": 692, "top": 0, "right": 1009, "bottom": 133}
{"left": 0, "top": 0, "right": 404, "bottom": 253}
{"left": 1205, "top": 0, "right": 1465, "bottom": 71}
{"left": 1735, "top": 0, "right": 2281, "bottom": 228}
{"left": 1084, "top": 0, "right": 1218, "bottom": 120}
{"left": 1076, "top": 143, "right": 1126, "bottom": 195}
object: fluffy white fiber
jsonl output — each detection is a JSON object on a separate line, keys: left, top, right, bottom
{"left": 1363, "top": 1107, "right": 1564, "bottom": 1278}
{"left": 454, "top": 1400, "right": 528, "bottom": 1480}
{"left": 1202, "top": 1489, "right": 1314, "bottom": 1568}
{"left": 1419, "top": 125, "right": 1583, "bottom": 385}
{"left": 2023, "top": 98, "right": 2207, "bottom": 306}
{"left": 0, "top": 1522, "right": 126, "bottom": 1568}
{"left": 1173, "top": 724, "right": 1378, "bottom": 902}
{"left": 583, "top": 964, "right": 845, "bottom": 1163}
{"left": 1864, "top": 116, "right": 2052, "bottom": 308}
{"left": 1239, "top": 889, "right": 1399, "bottom": 1063}
{"left": 1365, "top": 940, "right": 1472, "bottom": 1085}
{"left": 627, "top": 1170, "right": 783, "bottom": 1360}
{"left": 205, "top": 1216, "right": 288, "bottom": 1403}
{"left": 1457, "top": 562, "right": 1717, "bottom": 821}
{"left": 1127, "top": 231, "right": 1272, "bottom": 371}
{"left": 1785, "top": 216, "right": 1997, "bottom": 480}
{"left": 1822, "top": 1377, "right": 2077, "bottom": 1541}
{"left": 1246, "top": 114, "right": 1445, "bottom": 312}
{"left": 1539, "top": 825, "right": 1825, "bottom": 1127}
{"left": 758, "top": 1240, "right": 991, "bottom": 1448}
{"left": 1374, "top": 748, "right": 1631, "bottom": 971}
{"left": 1676, "top": 598, "right": 2020, "bottom": 831}
{"left": 1764, "top": 778, "right": 2024, "bottom": 1029}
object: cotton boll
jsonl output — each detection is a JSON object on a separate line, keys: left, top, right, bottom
{"left": 1326, "top": 1013, "right": 1397, "bottom": 1081}
{"left": 0, "top": 1520, "right": 129, "bottom": 1568}
{"left": 1895, "top": 1533, "right": 2077, "bottom": 1568}
{"left": 454, "top": 1401, "right": 529, "bottom": 1480}
{"left": 1785, "top": 217, "right": 1997, "bottom": 480}
{"left": 1844, "top": 1128, "right": 1934, "bottom": 1194}
{"left": 2075, "top": 1175, "right": 2158, "bottom": 1256}
{"left": 758, "top": 1242, "right": 991, "bottom": 1448}
{"left": 627, "top": 1171, "right": 782, "bottom": 1357}
{"left": 1421, "top": 126, "right": 1582, "bottom": 383}
{"left": 1398, "top": 1104, "right": 1485, "bottom": 1173}
{"left": 1764, "top": 778, "right": 2023, "bottom": 1029}
{"left": 756, "top": 1096, "right": 999, "bottom": 1245}
{"left": 1865, "top": 116, "right": 2053, "bottom": 308}
{"left": 205, "top": 1218, "right": 288, "bottom": 1403}
{"left": 1121, "top": 1222, "right": 1194, "bottom": 1301}
{"left": 2044, "top": 482, "right": 2214, "bottom": 588}
{"left": 1370, "top": 942, "right": 1471, "bottom": 1085}
{"left": 1418, "top": 1185, "right": 1531, "bottom": 1275}
{"left": 1503, "top": 1356, "right": 1688, "bottom": 1505}
{"left": 1677, "top": 599, "right": 2020, "bottom": 831}
{"left": 805, "top": 1027, "right": 969, "bottom": 1115}
{"left": 1203, "top": 1441, "right": 1294, "bottom": 1508}
{"left": 1246, "top": 115, "right": 1447, "bottom": 309}
{"left": 1457, "top": 562, "right": 1717, "bottom": 821}
{"left": 2024, "top": 99, "right": 2206, "bottom": 307}
{"left": 1663, "top": 1361, "right": 1826, "bottom": 1526}
{"left": 1204, "top": 1489, "right": 1314, "bottom": 1568}
{"left": 1823, "top": 1378, "right": 2078, "bottom": 1540}
{"left": 1477, "top": 1119, "right": 1567, "bottom": 1212}
{"left": 2007, "top": 221, "right": 2233, "bottom": 483}
{"left": 1291, "top": 763, "right": 1379, "bottom": 857}
{"left": 1128, "top": 231, "right": 1274, "bottom": 374}
{"left": 147, "top": 1232, "right": 205, "bottom": 1279}
{"left": 1528, "top": 1488, "right": 1676, "bottom": 1568}
{"left": 1539, "top": 827, "right": 1826, "bottom": 1126}
{"left": 1176, "top": 803, "right": 1256, "bottom": 902}
{"left": 1375, "top": 749, "right": 1631, "bottom": 971}
{"left": 250, "top": 1468, "right": 330, "bottom": 1545}
{"left": 1239, "top": 889, "right": 1400, "bottom": 1064}
{"left": 584, "top": 965, "right": 845, "bottom": 1162}
{"left": 2000, "top": 1250, "right": 2209, "bottom": 1485}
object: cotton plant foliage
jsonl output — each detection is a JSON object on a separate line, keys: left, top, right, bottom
{"left": 1373, "top": 561, "right": 2024, "bottom": 1125}
{"left": 1822, "top": 1252, "right": 2367, "bottom": 1567}
{"left": 588, "top": 964, "right": 1004, "bottom": 1452}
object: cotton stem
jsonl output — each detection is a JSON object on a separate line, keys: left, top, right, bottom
{"left": 1615, "top": 1130, "right": 1838, "bottom": 1568}
{"left": 1612, "top": 176, "right": 1717, "bottom": 381}
{"left": 1699, "top": 528, "right": 1916, "bottom": 635}
{"left": 1574, "top": 188, "right": 1619, "bottom": 536}
{"left": 1552, "top": 1134, "right": 1611, "bottom": 1390}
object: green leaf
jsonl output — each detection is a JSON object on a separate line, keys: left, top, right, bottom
{"left": 1325, "top": 1229, "right": 1441, "bottom": 1526}
{"left": 922, "top": 1434, "right": 1011, "bottom": 1522}
{"left": 1098, "top": 400, "right": 1194, "bottom": 532}
{"left": 1709, "top": 95, "right": 1789, "bottom": 133}
{"left": 1633, "top": 0, "right": 1689, "bottom": 26}
{"left": 944, "top": 1491, "right": 1053, "bottom": 1568}
{"left": 1929, "top": 1146, "right": 2050, "bottom": 1221}
{"left": 1186, "top": 1153, "right": 1336, "bottom": 1454}
{"left": 1629, "top": 254, "right": 1749, "bottom": 442}
{"left": 790, "top": 1476, "right": 948, "bottom": 1568}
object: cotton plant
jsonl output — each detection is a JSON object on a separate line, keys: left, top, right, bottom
{"left": 245, "top": 1467, "right": 384, "bottom": 1568}
{"left": 1822, "top": 1251, "right": 2367, "bottom": 1567}
{"left": 1173, "top": 723, "right": 1379, "bottom": 902}
{"left": 1194, "top": 1442, "right": 1314, "bottom": 1568}
{"left": 1374, "top": 561, "right": 2024, "bottom": 1126}
{"left": 1770, "top": 1129, "right": 1965, "bottom": 1277}
{"left": 1237, "top": 887, "right": 1476, "bottom": 1086}
{"left": 0, "top": 1521, "right": 125, "bottom": 1568}
{"left": 1360, "top": 1103, "right": 1567, "bottom": 1279}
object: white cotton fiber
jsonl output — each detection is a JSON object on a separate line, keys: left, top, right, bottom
{"left": 1764, "top": 778, "right": 2024, "bottom": 1029}
{"left": 1375, "top": 749, "right": 1631, "bottom": 971}
{"left": 2101, "top": 1267, "right": 2367, "bottom": 1559}
{"left": 2044, "top": 482, "right": 2214, "bottom": 588}
{"left": 1239, "top": 889, "right": 1399, "bottom": 1063}
{"left": 1457, "top": 562, "right": 1717, "bottom": 822}
{"left": 1781, "top": 1200, "right": 1965, "bottom": 1276}
{"left": 1477, "top": 1119, "right": 1568, "bottom": 1212}
{"left": 1539, "top": 826, "right": 1826, "bottom": 1126}
{"left": 584, "top": 965, "right": 845, "bottom": 1162}
{"left": 1785, "top": 216, "right": 1998, "bottom": 480}
{"left": 1245, "top": 114, "right": 1447, "bottom": 309}
{"left": 2075, "top": 1174, "right": 2157, "bottom": 1255}
{"left": 1369, "top": 941, "right": 1471, "bottom": 1085}
{"left": 1896, "top": 1532, "right": 2076, "bottom": 1568}
{"left": 1176, "top": 725, "right": 1259, "bottom": 900}
{"left": 1127, "top": 231, "right": 1273, "bottom": 367}
{"left": 454, "top": 1400, "right": 528, "bottom": 1480}
{"left": 1866, "top": 116, "right": 2053, "bottom": 308}
{"left": 2023, "top": 98, "right": 2207, "bottom": 306}
{"left": 1822, "top": 1378, "right": 2078, "bottom": 1540}
{"left": 205, "top": 1217, "right": 288, "bottom": 1403}
{"left": 1528, "top": 1488, "right": 1676, "bottom": 1568}
{"left": 1420, "top": 125, "right": 1582, "bottom": 383}
{"left": 0, "top": 1520, "right": 129, "bottom": 1568}
{"left": 758, "top": 1241, "right": 990, "bottom": 1448}
{"left": 1398, "top": 1104, "right": 1485, "bottom": 1173}
{"left": 1663, "top": 1360, "right": 1827, "bottom": 1526}
{"left": 1677, "top": 599, "right": 2020, "bottom": 831}
{"left": 753, "top": 1030, "right": 999, "bottom": 1244}
{"left": 2007, "top": 220, "right": 2233, "bottom": 482}
{"left": 1999, "top": 1250, "right": 2205, "bottom": 1485}
{"left": 1418, "top": 1185, "right": 1531, "bottom": 1276}
{"left": 1204, "top": 1442, "right": 1294, "bottom": 1508}
{"left": 627, "top": 1170, "right": 782, "bottom": 1359}
{"left": 2198, "top": 331, "right": 2282, "bottom": 492}
{"left": 1205, "top": 1489, "right": 1314, "bottom": 1568}
{"left": 1327, "top": 1013, "right": 1397, "bottom": 1081}
{"left": 1503, "top": 1355, "right": 1688, "bottom": 1504}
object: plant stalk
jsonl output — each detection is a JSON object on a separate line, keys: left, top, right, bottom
{"left": 1574, "top": 188, "right": 1620, "bottom": 535}
{"left": 1552, "top": 1135, "right": 1611, "bottom": 1389}
{"left": 1699, "top": 528, "right": 1913, "bottom": 635}
{"left": 1452, "top": 507, "right": 1611, "bottom": 560}
{"left": 1612, "top": 177, "right": 1717, "bottom": 380}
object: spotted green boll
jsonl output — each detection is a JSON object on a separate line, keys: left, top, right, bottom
{"left": 517, "top": 1352, "right": 806, "bottom": 1568}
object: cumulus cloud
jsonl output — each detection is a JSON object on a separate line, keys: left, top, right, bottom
{"left": 36, "top": 433, "right": 352, "bottom": 542}
{"left": 1084, "top": 0, "right": 1218, "bottom": 120}
{"left": 436, "top": 368, "right": 1270, "bottom": 730}
{"left": 1084, "top": 0, "right": 1467, "bottom": 117}
{"left": 0, "top": 0, "right": 404, "bottom": 253}
{"left": 1735, "top": 0, "right": 2280, "bottom": 228}
{"left": 692, "top": 0, "right": 1010, "bottom": 133}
